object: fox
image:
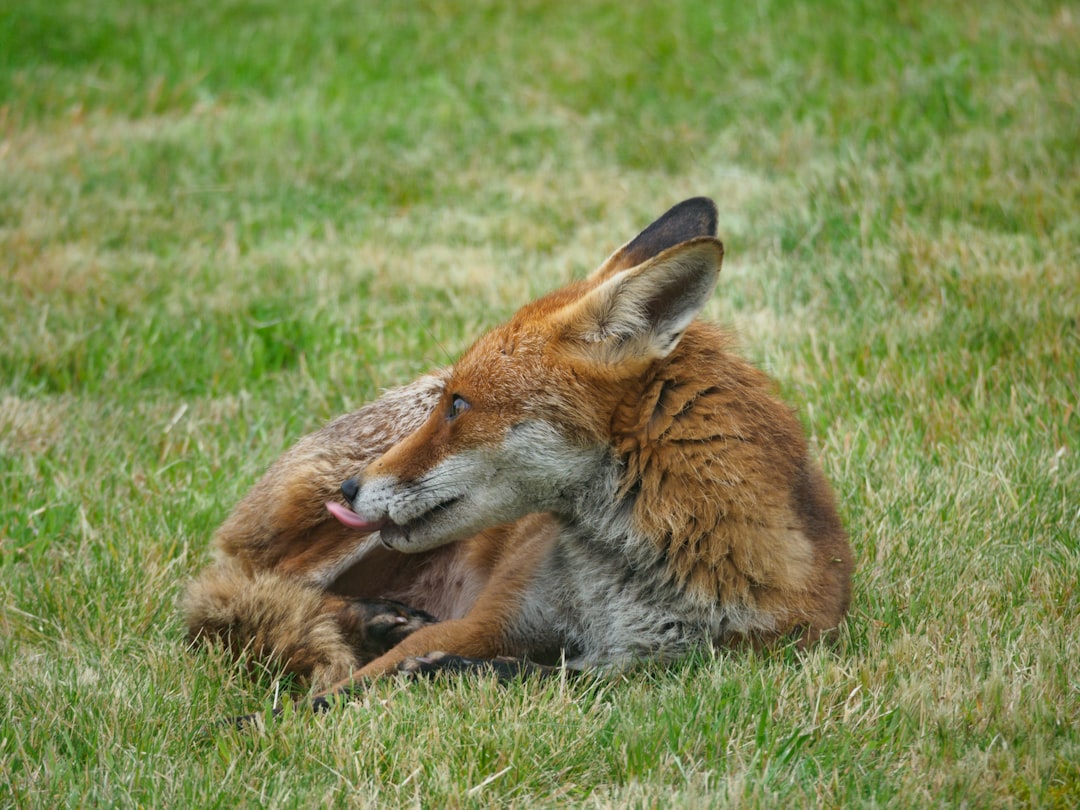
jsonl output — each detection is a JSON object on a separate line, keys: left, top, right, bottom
{"left": 184, "top": 197, "right": 853, "bottom": 704}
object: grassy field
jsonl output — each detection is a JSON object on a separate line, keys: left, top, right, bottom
{"left": 1, "top": 0, "right": 1077, "bottom": 806}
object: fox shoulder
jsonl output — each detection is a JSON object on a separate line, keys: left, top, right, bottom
{"left": 615, "top": 322, "right": 853, "bottom": 641}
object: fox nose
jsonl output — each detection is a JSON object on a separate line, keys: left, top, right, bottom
{"left": 340, "top": 477, "right": 360, "bottom": 504}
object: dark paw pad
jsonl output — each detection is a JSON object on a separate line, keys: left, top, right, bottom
{"left": 336, "top": 598, "right": 439, "bottom": 662}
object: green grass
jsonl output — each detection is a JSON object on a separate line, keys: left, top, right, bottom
{"left": 2, "top": 0, "right": 1077, "bottom": 806}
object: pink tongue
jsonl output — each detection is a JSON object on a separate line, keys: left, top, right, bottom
{"left": 326, "top": 501, "right": 387, "bottom": 532}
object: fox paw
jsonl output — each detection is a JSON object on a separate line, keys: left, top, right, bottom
{"left": 336, "top": 598, "right": 439, "bottom": 663}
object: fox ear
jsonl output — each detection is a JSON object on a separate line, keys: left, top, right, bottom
{"left": 561, "top": 236, "right": 723, "bottom": 362}
{"left": 590, "top": 197, "right": 719, "bottom": 284}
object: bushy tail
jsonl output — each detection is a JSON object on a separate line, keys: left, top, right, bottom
{"left": 184, "top": 563, "right": 437, "bottom": 691}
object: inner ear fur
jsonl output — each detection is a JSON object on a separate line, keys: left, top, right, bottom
{"left": 590, "top": 197, "right": 719, "bottom": 284}
{"left": 561, "top": 236, "right": 724, "bottom": 363}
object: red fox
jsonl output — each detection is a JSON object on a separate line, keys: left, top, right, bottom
{"left": 185, "top": 198, "right": 853, "bottom": 700}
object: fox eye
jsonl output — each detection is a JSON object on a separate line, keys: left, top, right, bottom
{"left": 448, "top": 394, "right": 471, "bottom": 420}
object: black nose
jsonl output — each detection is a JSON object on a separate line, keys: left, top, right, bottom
{"left": 340, "top": 477, "right": 360, "bottom": 504}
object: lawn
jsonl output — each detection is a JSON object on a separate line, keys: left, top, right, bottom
{"left": 1, "top": 0, "right": 1077, "bottom": 806}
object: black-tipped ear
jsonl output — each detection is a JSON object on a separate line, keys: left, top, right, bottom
{"left": 591, "top": 197, "right": 719, "bottom": 283}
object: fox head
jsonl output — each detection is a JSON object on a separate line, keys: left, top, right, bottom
{"left": 328, "top": 198, "right": 724, "bottom": 552}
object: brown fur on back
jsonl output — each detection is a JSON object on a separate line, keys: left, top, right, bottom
{"left": 215, "top": 373, "right": 448, "bottom": 577}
